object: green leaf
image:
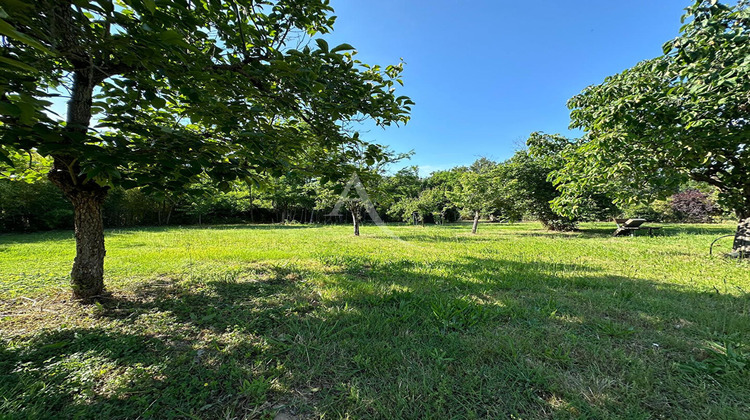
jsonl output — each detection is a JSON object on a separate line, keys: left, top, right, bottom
{"left": 152, "top": 97, "right": 167, "bottom": 109}
{"left": 159, "top": 29, "right": 186, "bottom": 45}
{"left": 0, "top": 18, "right": 53, "bottom": 55}
{"left": 315, "top": 38, "right": 329, "bottom": 52}
{"left": 0, "top": 147, "right": 14, "bottom": 166}
{"left": 0, "top": 56, "right": 37, "bottom": 73}
{"left": 0, "top": 101, "right": 21, "bottom": 117}
{"left": 143, "top": 0, "right": 156, "bottom": 14}
{"left": 331, "top": 43, "right": 355, "bottom": 53}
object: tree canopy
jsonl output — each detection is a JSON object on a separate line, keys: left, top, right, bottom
{"left": 449, "top": 160, "right": 497, "bottom": 234}
{"left": 1, "top": 0, "right": 413, "bottom": 189}
{"left": 494, "top": 133, "right": 579, "bottom": 231}
{"left": 555, "top": 0, "right": 749, "bottom": 222}
{"left": 0, "top": 0, "right": 413, "bottom": 297}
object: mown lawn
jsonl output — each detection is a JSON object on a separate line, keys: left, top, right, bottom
{"left": 1, "top": 222, "right": 748, "bottom": 419}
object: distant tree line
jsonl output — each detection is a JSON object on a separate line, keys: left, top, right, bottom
{"left": 0, "top": 133, "right": 726, "bottom": 233}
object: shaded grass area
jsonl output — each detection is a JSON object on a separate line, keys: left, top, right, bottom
{"left": 1, "top": 222, "right": 749, "bottom": 418}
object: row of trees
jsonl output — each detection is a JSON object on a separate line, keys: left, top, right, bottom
{"left": 1, "top": 132, "right": 726, "bottom": 233}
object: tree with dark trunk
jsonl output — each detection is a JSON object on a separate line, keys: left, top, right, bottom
{"left": 45, "top": 67, "right": 110, "bottom": 298}
{"left": 0, "top": 0, "right": 412, "bottom": 298}
{"left": 351, "top": 208, "right": 361, "bottom": 236}
{"left": 48, "top": 153, "right": 109, "bottom": 297}
{"left": 337, "top": 198, "right": 365, "bottom": 236}
{"left": 733, "top": 217, "right": 750, "bottom": 257}
{"left": 314, "top": 162, "right": 404, "bottom": 237}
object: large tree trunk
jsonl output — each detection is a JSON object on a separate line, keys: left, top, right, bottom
{"left": 50, "top": 162, "right": 109, "bottom": 299}
{"left": 471, "top": 210, "right": 480, "bottom": 234}
{"left": 69, "top": 189, "right": 107, "bottom": 298}
{"left": 48, "top": 64, "right": 110, "bottom": 299}
{"left": 733, "top": 217, "right": 750, "bottom": 257}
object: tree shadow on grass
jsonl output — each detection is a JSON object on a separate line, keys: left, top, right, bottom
{"left": 0, "top": 230, "right": 74, "bottom": 246}
{"left": 104, "top": 223, "right": 315, "bottom": 238}
{"left": 1, "top": 257, "right": 749, "bottom": 418}
{"left": 388, "top": 231, "right": 503, "bottom": 243}
{"left": 187, "top": 223, "right": 315, "bottom": 231}
{"left": 0, "top": 264, "right": 317, "bottom": 419}
{"left": 575, "top": 223, "right": 735, "bottom": 239}
{"left": 312, "top": 255, "right": 750, "bottom": 417}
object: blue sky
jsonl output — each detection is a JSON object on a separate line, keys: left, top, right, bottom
{"left": 324, "top": 0, "right": 689, "bottom": 175}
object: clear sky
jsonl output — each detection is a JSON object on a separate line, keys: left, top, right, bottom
{"left": 323, "top": 0, "right": 689, "bottom": 175}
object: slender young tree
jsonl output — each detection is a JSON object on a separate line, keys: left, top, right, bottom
{"left": 315, "top": 149, "right": 406, "bottom": 236}
{"left": 450, "top": 161, "right": 496, "bottom": 234}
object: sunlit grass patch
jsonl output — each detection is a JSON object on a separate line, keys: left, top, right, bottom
{"left": 1, "top": 222, "right": 748, "bottom": 418}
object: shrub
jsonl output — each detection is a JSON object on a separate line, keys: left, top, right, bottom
{"left": 540, "top": 218, "right": 577, "bottom": 231}
{"left": 670, "top": 189, "right": 718, "bottom": 223}
{"left": 621, "top": 200, "right": 675, "bottom": 222}
{"left": 0, "top": 179, "right": 72, "bottom": 231}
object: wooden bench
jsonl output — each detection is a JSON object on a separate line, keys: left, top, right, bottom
{"left": 613, "top": 218, "right": 662, "bottom": 237}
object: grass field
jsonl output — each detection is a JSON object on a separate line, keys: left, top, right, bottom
{"left": 1, "top": 222, "right": 749, "bottom": 419}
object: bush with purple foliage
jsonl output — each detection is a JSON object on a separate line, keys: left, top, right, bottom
{"left": 670, "top": 189, "right": 718, "bottom": 223}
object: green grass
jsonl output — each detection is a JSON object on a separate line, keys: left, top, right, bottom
{"left": 1, "top": 222, "right": 748, "bottom": 419}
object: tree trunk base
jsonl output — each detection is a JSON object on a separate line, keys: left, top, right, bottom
{"left": 731, "top": 217, "right": 750, "bottom": 258}
{"left": 69, "top": 190, "right": 107, "bottom": 299}
{"left": 50, "top": 161, "right": 109, "bottom": 300}
{"left": 353, "top": 214, "right": 360, "bottom": 236}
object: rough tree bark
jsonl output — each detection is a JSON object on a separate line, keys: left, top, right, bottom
{"left": 471, "top": 210, "right": 480, "bottom": 234}
{"left": 49, "top": 173, "right": 108, "bottom": 302}
{"left": 733, "top": 216, "right": 750, "bottom": 257}
{"left": 48, "top": 67, "right": 109, "bottom": 299}
{"left": 68, "top": 188, "right": 107, "bottom": 297}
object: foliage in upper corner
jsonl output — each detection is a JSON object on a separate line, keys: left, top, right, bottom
{"left": 0, "top": 0, "right": 413, "bottom": 192}
{"left": 554, "top": 0, "right": 750, "bottom": 219}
